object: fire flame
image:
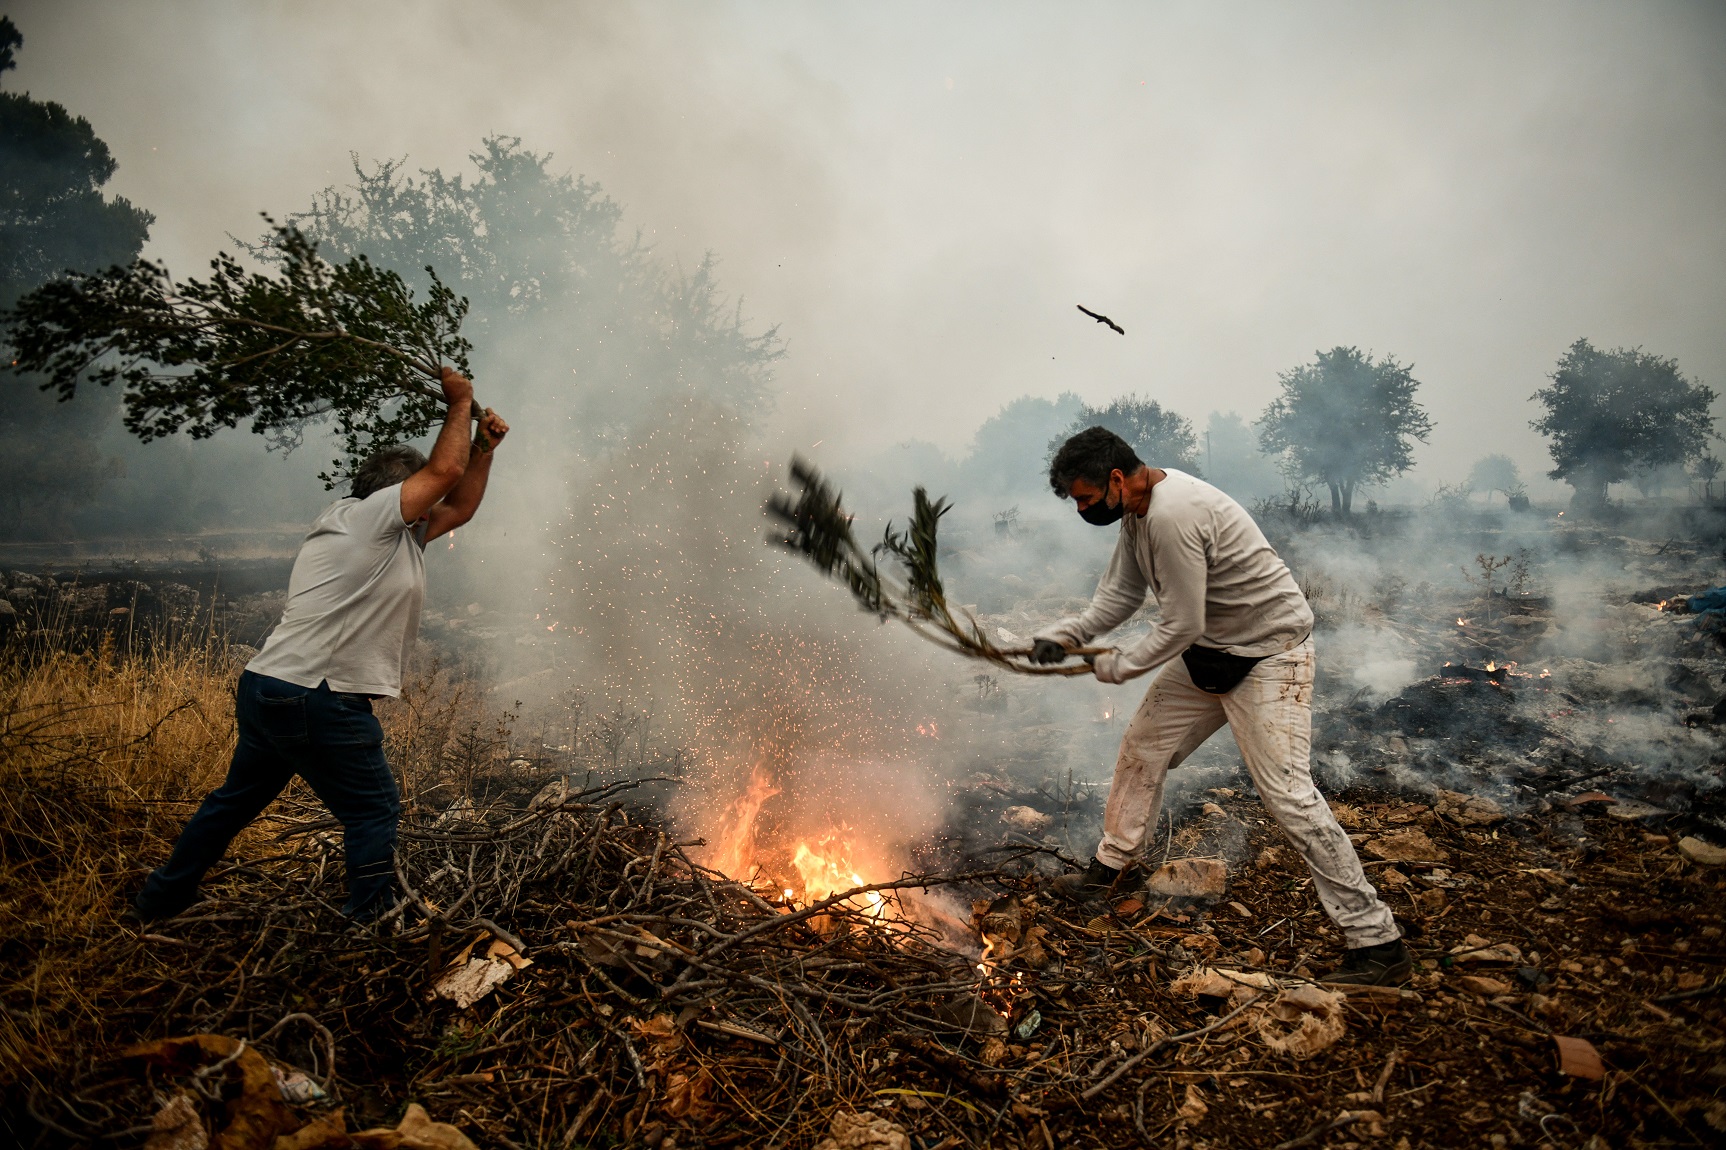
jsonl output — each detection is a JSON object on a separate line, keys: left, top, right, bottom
{"left": 1456, "top": 617, "right": 1470, "bottom": 626}
{"left": 1485, "top": 660, "right": 1497, "bottom": 672}
{"left": 710, "top": 760, "right": 780, "bottom": 881}
{"left": 791, "top": 834, "right": 887, "bottom": 921}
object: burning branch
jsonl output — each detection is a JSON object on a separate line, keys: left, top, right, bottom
{"left": 2, "top": 218, "right": 482, "bottom": 485}
{"left": 766, "top": 458, "right": 1103, "bottom": 676}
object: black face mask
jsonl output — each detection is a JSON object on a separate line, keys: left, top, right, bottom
{"left": 1078, "top": 480, "right": 1124, "bottom": 526}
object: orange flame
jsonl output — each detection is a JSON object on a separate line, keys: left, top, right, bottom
{"left": 710, "top": 760, "right": 779, "bottom": 880}
{"left": 791, "top": 834, "right": 887, "bottom": 921}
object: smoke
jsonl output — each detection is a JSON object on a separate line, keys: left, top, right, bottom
{"left": 6, "top": 2, "right": 1726, "bottom": 852}
{"left": 8, "top": 0, "right": 1724, "bottom": 503}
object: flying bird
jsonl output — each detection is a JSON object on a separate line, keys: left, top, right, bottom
{"left": 1077, "top": 304, "right": 1124, "bottom": 335}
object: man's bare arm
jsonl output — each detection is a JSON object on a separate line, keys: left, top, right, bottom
{"left": 400, "top": 368, "right": 474, "bottom": 524}
{"left": 425, "top": 408, "right": 509, "bottom": 541}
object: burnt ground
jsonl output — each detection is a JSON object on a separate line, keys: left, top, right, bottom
{"left": 6, "top": 756, "right": 1722, "bottom": 1150}
{"left": 5, "top": 515, "right": 1726, "bottom": 1147}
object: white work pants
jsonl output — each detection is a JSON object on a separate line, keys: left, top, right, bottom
{"left": 1095, "top": 639, "right": 1400, "bottom": 948}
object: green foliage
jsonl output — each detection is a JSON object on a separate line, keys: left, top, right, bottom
{"left": 1465, "top": 453, "right": 1521, "bottom": 500}
{"left": 1530, "top": 338, "right": 1716, "bottom": 511}
{"left": 964, "top": 392, "right": 1084, "bottom": 497}
{"left": 0, "top": 18, "right": 19, "bottom": 76}
{"left": 875, "top": 487, "right": 952, "bottom": 618}
{"left": 0, "top": 17, "right": 155, "bottom": 536}
{"left": 4, "top": 220, "right": 472, "bottom": 486}
{"left": 1051, "top": 393, "right": 1200, "bottom": 474}
{"left": 280, "top": 138, "right": 780, "bottom": 449}
{"left": 1692, "top": 452, "right": 1722, "bottom": 502}
{"left": 767, "top": 459, "right": 1093, "bottom": 676}
{"left": 766, "top": 458, "right": 887, "bottom": 615}
{"left": 1256, "top": 346, "right": 1432, "bottom": 516}
{"left": 0, "top": 26, "right": 153, "bottom": 312}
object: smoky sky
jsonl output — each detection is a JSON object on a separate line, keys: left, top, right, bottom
{"left": 9, "top": 0, "right": 1726, "bottom": 497}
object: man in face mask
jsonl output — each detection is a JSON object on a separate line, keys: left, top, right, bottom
{"left": 1030, "top": 427, "right": 1410, "bottom": 986}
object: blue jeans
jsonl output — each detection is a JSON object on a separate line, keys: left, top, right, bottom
{"left": 138, "top": 671, "right": 402, "bottom": 919}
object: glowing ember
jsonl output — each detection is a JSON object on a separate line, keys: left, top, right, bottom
{"left": 1456, "top": 617, "right": 1469, "bottom": 626}
{"left": 710, "top": 760, "right": 779, "bottom": 881}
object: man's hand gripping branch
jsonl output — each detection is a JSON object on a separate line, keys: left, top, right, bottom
{"left": 400, "top": 368, "right": 510, "bottom": 539}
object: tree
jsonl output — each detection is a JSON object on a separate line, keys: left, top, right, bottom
{"left": 960, "top": 392, "right": 1083, "bottom": 501}
{"left": 283, "top": 139, "right": 779, "bottom": 451}
{"left": 1256, "top": 346, "right": 1432, "bottom": 516}
{"left": 0, "top": 17, "right": 155, "bottom": 536}
{"left": 1529, "top": 338, "right": 1716, "bottom": 513}
{"left": 1049, "top": 394, "right": 1200, "bottom": 475}
{"left": 1692, "top": 453, "right": 1721, "bottom": 503}
{"left": 1466, "top": 454, "right": 1521, "bottom": 501}
{"left": 1202, "top": 410, "right": 1284, "bottom": 502}
{"left": 6, "top": 221, "right": 474, "bottom": 485}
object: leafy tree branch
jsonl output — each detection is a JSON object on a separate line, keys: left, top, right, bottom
{"left": 767, "top": 458, "right": 1102, "bottom": 676}
{"left": 3, "top": 219, "right": 478, "bottom": 485}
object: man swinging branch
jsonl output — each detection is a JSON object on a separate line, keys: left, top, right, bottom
{"left": 133, "top": 369, "right": 508, "bottom": 923}
{"left": 1034, "top": 426, "right": 1410, "bottom": 986}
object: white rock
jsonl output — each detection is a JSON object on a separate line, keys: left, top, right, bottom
{"left": 1146, "top": 857, "right": 1227, "bottom": 899}
{"left": 1679, "top": 836, "right": 1726, "bottom": 867}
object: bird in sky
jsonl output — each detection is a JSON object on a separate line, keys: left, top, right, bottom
{"left": 1076, "top": 304, "right": 1124, "bottom": 335}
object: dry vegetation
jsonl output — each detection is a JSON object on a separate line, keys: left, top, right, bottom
{"left": 4, "top": 552, "right": 1726, "bottom": 1148}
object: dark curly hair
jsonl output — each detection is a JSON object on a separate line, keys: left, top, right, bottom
{"left": 1048, "top": 426, "right": 1144, "bottom": 498}
{"left": 351, "top": 445, "right": 428, "bottom": 501}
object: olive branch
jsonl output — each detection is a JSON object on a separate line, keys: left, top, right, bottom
{"left": 766, "top": 457, "right": 1103, "bottom": 676}
{"left": 2, "top": 217, "right": 483, "bottom": 486}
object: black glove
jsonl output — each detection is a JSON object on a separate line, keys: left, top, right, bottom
{"left": 1031, "top": 638, "right": 1069, "bottom": 665}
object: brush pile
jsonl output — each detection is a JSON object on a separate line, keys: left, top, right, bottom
{"left": 8, "top": 753, "right": 1725, "bottom": 1148}
{"left": 6, "top": 760, "right": 999, "bottom": 1148}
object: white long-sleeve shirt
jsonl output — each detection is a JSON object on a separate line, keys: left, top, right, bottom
{"left": 1035, "top": 469, "right": 1313, "bottom": 684}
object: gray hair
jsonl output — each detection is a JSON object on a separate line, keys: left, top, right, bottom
{"left": 351, "top": 445, "right": 428, "bottom": 501}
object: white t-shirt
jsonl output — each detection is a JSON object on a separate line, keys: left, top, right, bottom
{"left": 1035, "top": 469, "right": 1313, "bottom": 682}
{"left": 247, "top": 482, "right": 426, "bottom": 696}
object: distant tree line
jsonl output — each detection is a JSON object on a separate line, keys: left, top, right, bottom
{"left": 1030, "top": 334, "right": 1715, "bottom": 519}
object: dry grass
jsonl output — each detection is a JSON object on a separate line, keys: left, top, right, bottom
{"left": 0, "top": 635, "right": 240, "bottom": 1085}
{"left": 0, "top": 632, "right": 515, "bottom": 1107}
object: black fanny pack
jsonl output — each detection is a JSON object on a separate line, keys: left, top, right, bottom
{"left": 1180, "top": 644, "right": 1268, "bottom": 695}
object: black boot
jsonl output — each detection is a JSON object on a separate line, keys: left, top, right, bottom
{"left": 126, "top": 877, "right": 200, "bottom": 924}
{"left": 1050, "top": 857, "right": 1121, "bottom": 908}
{"left": 1322, "top": 939, "right": 1414, "bottom": 986}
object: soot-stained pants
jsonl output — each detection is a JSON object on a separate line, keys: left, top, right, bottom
{"left": 138, "top": 671, "right": 401, "bottom": 919}
{"left": 1095, "top": 638, "right": 1399, "bottom": 948}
